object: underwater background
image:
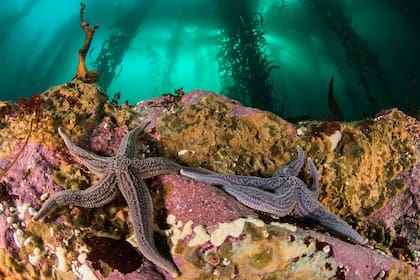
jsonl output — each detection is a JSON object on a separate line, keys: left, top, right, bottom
{"left": 0, "top": 0, "right": 419, "bottom": 121}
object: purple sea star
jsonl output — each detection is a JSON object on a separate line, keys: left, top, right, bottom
{"left": 33, "top": 122, "right": 195, "bottom": 277}
{"left": 181, "top": 147, "right": 367, "bottom": 244}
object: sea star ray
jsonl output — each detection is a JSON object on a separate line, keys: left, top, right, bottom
{"left": 273, "top": 146, "right": 305, "bottom": 177}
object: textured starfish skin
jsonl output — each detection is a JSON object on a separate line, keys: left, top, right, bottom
{"left": 181, "top": 147, "right": 367, "bottom": 244}
{"left": 33, "top": 123, "right": 193, "bottom": 277}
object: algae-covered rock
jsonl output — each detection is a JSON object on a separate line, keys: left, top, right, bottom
{"left": 157, "top": 92, "right": 419, "bottom": 258}
{"left": 0, "top": 85, "right": 418, "bottom": 279}
{"left": 168, "top": 217, "right": 417, "bottom": 280}
{"left": 158, "top": 90, "right": 297, "bottom": 176}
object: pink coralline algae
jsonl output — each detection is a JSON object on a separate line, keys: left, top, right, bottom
{"left": 284, "top": 228, "right": 418, "bottom": 280}
{"left": 88, "top": 117, "right": 129, "bottom": 156}
{"left": 0, "top": 142, "right": 62, "bottom": 219}
{"left": 156, "top": 175, "right": 255, "bottom": 228}
{"left": 367, "top": 141, "right": 420, "bottom": 259}
{"left": 0, "top": 142, "right": 63, "bottom": 264}
{"left": 107, "top": 266, "right": 165, "bottom": 280}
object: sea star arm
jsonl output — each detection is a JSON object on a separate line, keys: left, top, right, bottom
{"left": 295, "top": 190, "right": 367, "bottom": 244}
{"left": 180, "top": 169, "right": 289, "bottom": 191}
{"left": 59, "top": 128, "right": 111, "bottom": 176}
{"left": 220, "top": 184, "right": 297, "bottom": 217}
{"left": 180, "top": 147, "right": 305, "bottom": 190}
{"left": 307, "top": 157, "right": 320, "bottom": 199}
{"left": 273, "top": 146, "right": 305, "bottom": 177}
{"left": 117, "top": 168, "right": 179, "bottom": 277}
{"left": 33, "top": 173, "right": 119, "bottom": 221}
{"left": 132, "top": 157, "right": 214, "bottom": 179}
{"left": 117, "top": 122, "right": 149, "bottom": 158}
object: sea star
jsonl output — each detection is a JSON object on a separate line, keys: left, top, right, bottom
{"left": 33, "top": 123, "right": 188, "bottom": 277}
{"left": 180, "top": 147, "right": 367, "bottom": 244}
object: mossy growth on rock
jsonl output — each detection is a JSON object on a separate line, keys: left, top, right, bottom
{"left": 158, "top": 93, "right": 297, "bottom": 177}
{"left": 306, "top": 110, "right": 418, "bottom": 247}
{"left": 0, "top": 80, "right": 135, "bottom": 161}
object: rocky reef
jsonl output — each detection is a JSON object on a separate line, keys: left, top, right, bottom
{"left": 0, "top": 81, "right": 418, "bottom": 279}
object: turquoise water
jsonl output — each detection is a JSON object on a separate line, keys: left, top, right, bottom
{"left": 0, "top": 0, "right": 419, "bottom": 120}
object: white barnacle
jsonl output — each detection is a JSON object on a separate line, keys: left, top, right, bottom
{"left": 17, "top": 203, "right": 30, "bottom": 219}
{"left": 222, "top": 258, "right": 231, "bottom": 266}
{"left": 327, "top": 130, "right": 342, "bottom": 152}
{"left": 297, "top": 126, "right": 307, "bottom": 136}
{"left": 28, "top": 207, "right": 37, "bottom": 216}
{"left": 56, "top": 246, "right": 69, "bottom": 272}
{"left": 40, "top": 192, "right": 50, "bottom": 201}
{"left": 78, "top": 252, "right": 88, "bottom": 264}
{"left": 13, "top": 229, "right": 25, "bottom": 248}
{"left": 77, "top": 263, "right": 98, "bottom": 280}
{"left": 166, "top": 214, "right": 176, "bottom": 225}
{"left": 177, "top": 149, "right": 189, "bottom": 156}
{"left": 323, "top": 245, "right": 331, "bottom": 254}
{"left": 29, "top": 247, "right": 42, "bottom": 266}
